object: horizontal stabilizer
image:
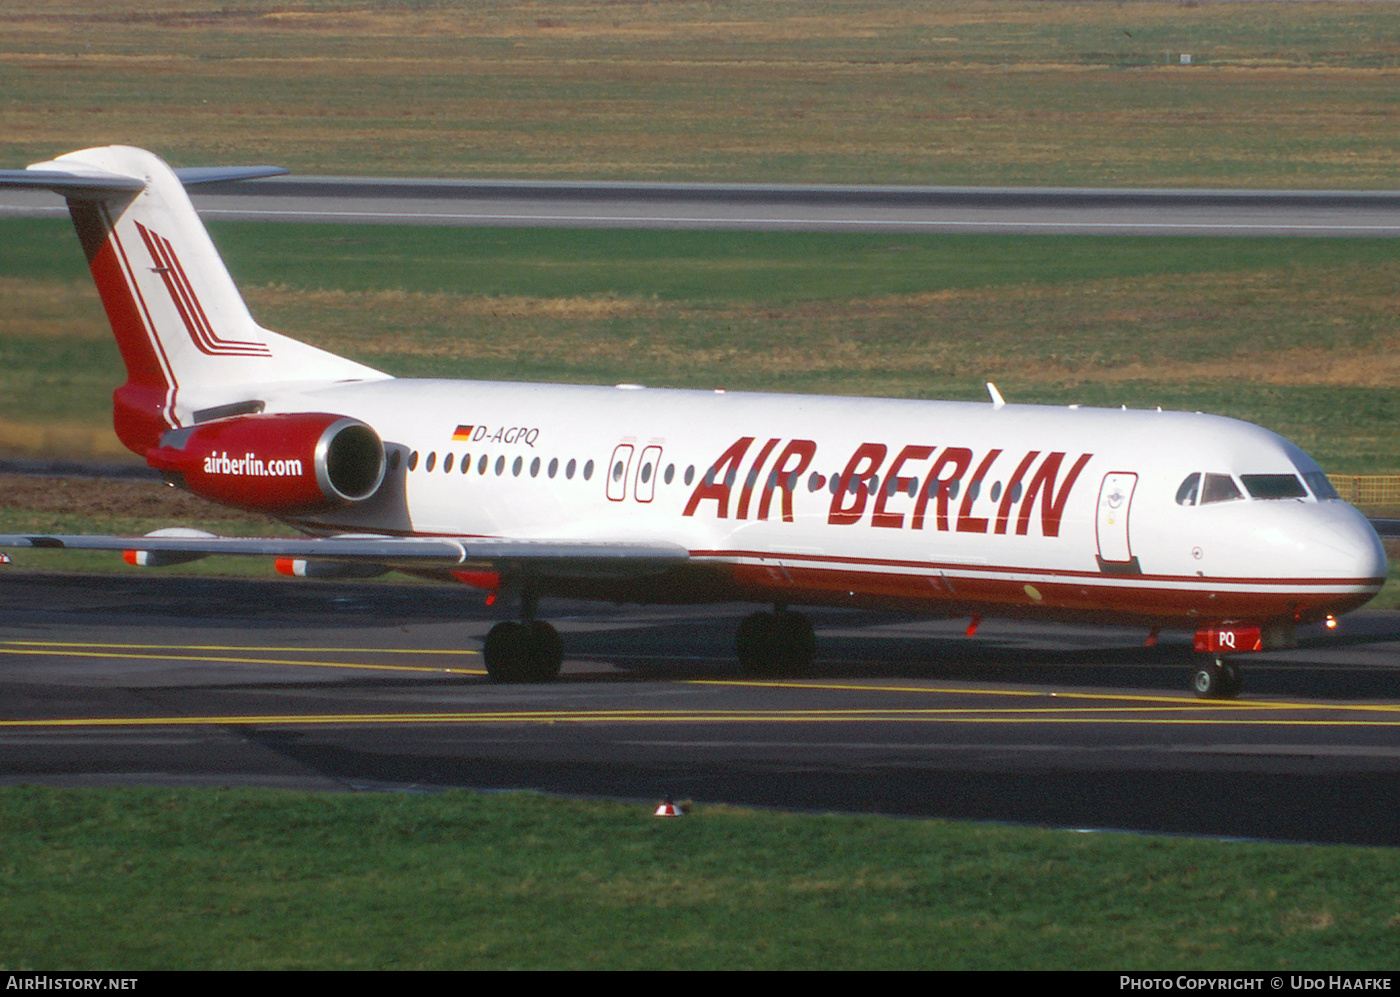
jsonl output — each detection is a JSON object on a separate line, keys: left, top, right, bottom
{"left": 173, "top": 166, "right": 289, "bottom": 186}
{"left": 0, "top": 167, "right": 145, "bottom": 198}
{"left": 0, "top": 163, "right": 287, "bottom": 198}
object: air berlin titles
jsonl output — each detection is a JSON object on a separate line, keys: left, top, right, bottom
{"left": 684, "top": 436, "right": 1092, "bottom": 535}
{"left": 203, "top": 451, "right": 302, "bottom": 477}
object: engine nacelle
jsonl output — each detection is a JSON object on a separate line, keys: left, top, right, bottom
{"left": 146, "top": 412, "right": 386, "bottom": 514}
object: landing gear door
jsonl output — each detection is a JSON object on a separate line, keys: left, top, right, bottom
{"left": 606, "top": 444, "right": 634, "bottom": 502}
{"left": 1095, "top": 472, "right": 1139, "bottom": 572}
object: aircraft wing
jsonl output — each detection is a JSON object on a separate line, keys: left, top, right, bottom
{"left": 0, "top": 532, "right": 690, "bottom": 577}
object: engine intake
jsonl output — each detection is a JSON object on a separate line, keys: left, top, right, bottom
{"left": 147, "top": 412, "right": 386, "bottom": 514}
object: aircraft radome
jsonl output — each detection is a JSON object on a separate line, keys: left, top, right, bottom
{"left": 0, "top": 146, "right": 1386, "bottom": 698}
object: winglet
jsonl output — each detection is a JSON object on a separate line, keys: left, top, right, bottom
{"left": 986, "top": 382, "right": 1006, "bottom": 410}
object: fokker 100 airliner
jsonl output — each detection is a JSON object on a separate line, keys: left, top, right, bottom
{"left": 0, "top": 146, "right": 1387, "bottom": 698}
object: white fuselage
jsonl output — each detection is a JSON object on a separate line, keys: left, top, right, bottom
{"left": 260, "top": 377, "right": 1387, "bottom": 628}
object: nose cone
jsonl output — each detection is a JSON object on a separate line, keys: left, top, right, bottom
{"left": 1301, "top": 503, "right": 1389, "bottom": 618}
{"left": 1244, "top": 500, "right": 1387, "bottom": 619}
{"left": 1314, "top": 503, "right": 1388, "bottom": 586}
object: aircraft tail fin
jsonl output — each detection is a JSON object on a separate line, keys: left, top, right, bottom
{"left": 6, "top": 146, "right": 388, "bottom": 454}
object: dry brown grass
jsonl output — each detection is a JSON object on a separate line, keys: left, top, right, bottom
{"left": 0, "top": 473, "right": 258, "bottom": 523}
{"left": 0, "top": 278, "right": 110, "bottom": 340}
{"left": 4, "top": 1, "right": 1400, "bottom": 186}
{"left": 242, "top": 263, "right": 1400, "bottom": 389}
{"left": 0, "top": 420, "right": 126, "bottom": 458}
{"left": 250, "top": 286, "right": 656, "bottom": 322}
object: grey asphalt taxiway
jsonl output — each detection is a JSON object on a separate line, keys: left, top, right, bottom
{"left": 3, "top": 571, "right": 1398, "bottom": 846}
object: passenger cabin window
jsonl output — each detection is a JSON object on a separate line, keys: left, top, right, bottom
{"left": 1200, "top": 473, "right": 1243, "bottom": 505}
{"left": 1175, "top": 473, "right": 1200, "bottom": 506}
{"left": 1241, "top": 474, "right": 1307, "bottom": 500}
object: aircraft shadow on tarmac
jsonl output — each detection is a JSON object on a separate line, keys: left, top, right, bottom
{"left": 3, "top": 573, "right": 1396, "bottom": 700}
{"left": 559, "top": 606, "right": 1400, "bottom": 701}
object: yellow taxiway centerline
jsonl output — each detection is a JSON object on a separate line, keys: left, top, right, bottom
{"left": 0, "top": 646, "right": 480, "bottom": 675}
{"left": 2, "top": 710, "right": 1397, "bottom": 729}
{"left": 4, "top": 642, "right": 1395, "bottom": 713}
{"left": 0, "top": 639, "right": 475, "bottom": 656}
{"left": 689, "top": 679, "right": 1400, "bottom": 712}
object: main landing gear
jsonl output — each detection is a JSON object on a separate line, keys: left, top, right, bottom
{"left": 1191, "top": 657, "right": 1243, "bottom": 700}
{"left": 735, "top": 606, "right": 816, "bottom": 678}
{"left": 483, "top": 620, "right": 562, "bottom": 683}
{"left": 482, "top": 585, "right": 562, "bottom": 684}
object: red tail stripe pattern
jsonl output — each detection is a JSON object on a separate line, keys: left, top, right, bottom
{"left": 134, "top": 221, "right": 272, "bottom": 357}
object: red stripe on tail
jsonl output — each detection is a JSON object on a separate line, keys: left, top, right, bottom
{"left": 67, "top": 200, "right": 175, "bottom": 454}
{"left": 135, "top": 221, "right": 272, "bottom": 357}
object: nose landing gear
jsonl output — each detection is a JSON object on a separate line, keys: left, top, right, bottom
{"left": 1191, "top": 624, "right": 1263, "bottom": 700}
{"left": 1191, "top": 657, "right": 1243, "bottom": 700}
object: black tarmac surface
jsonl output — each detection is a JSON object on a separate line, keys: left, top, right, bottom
{"left": 2, "top": 571, "right": 1398, "bottom": 846}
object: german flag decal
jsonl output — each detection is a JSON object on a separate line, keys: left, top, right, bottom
{"left": 452, "top": 425, "right": 474, "bottom": 441}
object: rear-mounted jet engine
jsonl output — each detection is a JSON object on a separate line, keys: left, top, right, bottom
{"left": 146, "top": 412, "right": 386, "bottom": 514}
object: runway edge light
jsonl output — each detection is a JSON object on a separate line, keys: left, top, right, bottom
{"left": 654, "top": 794, "right": 685, "bottom": 817}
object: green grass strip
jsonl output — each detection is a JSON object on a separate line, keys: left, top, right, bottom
{"left": 1, "top": 785, "right": 1397, "bottom": 970}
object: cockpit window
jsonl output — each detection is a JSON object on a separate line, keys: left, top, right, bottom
{"left": 1302, "top": 471, "right": 1340, "bottom": 500}
{"left": 1241, "top": 474, "right": 1308, "bottom": 500}
{"left": 1175, "top": 473, "right": 1201, "bottom": 506}
{"left": 1200, "top": 473, "right": 1244, "bottom": 505}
